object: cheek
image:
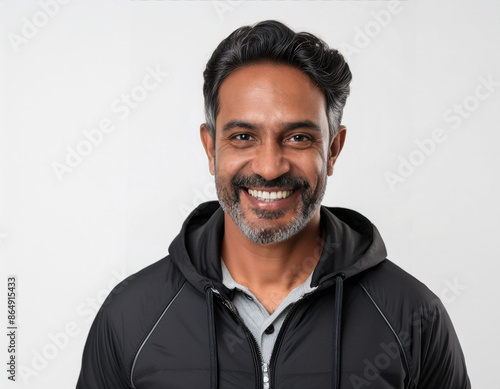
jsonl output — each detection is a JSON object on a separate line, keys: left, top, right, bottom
{"left": 293, "top": 150, "right": 327, "bottom": 177}
{"left": 215, "top": 146, "right": 252, "bottom": 177}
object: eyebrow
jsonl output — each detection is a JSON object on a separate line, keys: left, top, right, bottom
{"left": 221, "top": 119, "right": 322, "bottom": 134}
{"left": 222, "top": 120, "right": 261, "bottom": 133}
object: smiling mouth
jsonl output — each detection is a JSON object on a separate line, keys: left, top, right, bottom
{"left": 246, "top": 188, "right": 295, "bottom": 202}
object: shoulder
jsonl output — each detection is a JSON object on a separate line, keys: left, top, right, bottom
{"left": 358, "top": 259, "right": 439, "bottom": 312}
{"left": 357, "top": 260, "right": 456, "bottom": 382}
{"left": 98, "top": 255, "right": 186, "bottom": 365}
{"left": 102, "top": 255, "right": 185, "bottom": 317}
{"left": 77, "top": 256, "right": 188, "bottom": 388}
{"left": 357, "top": 259, "right": 443, "bottom": 339}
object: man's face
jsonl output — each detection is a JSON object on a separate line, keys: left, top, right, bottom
{"left": 201, "top": 63, "right": 344, "bottom": 245}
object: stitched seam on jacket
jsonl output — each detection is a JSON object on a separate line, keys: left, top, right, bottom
{"left": 358, "top": 281, "right": 414, "bottom": 387}
{"left": 129, "top": 281, "right": 186, "bottom": 388}
{"left": 95, "top": 310, "right": 109, "bottom": 389}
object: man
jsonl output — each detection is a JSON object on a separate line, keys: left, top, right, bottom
{"left": 77, "top": 20, "right": 470, "bottom": 388}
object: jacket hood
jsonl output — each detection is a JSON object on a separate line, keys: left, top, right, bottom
{"left": 168, "top": 201, "right": 387, "bottom": 295}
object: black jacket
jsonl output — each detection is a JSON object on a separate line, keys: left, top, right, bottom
{"left": 77, "top": 201, "right": 471, "bottom": 388}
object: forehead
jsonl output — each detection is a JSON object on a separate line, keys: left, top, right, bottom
{"left": 216, "top": 62, "right": 328, "bottom": 133}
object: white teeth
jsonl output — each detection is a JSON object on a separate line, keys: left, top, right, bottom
{"left": 247, "top": 188, "right": 294, "bottom": 202}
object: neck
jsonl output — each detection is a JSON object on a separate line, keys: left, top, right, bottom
{"left": 221, "top": 208, "right": 324, "bottom": 312}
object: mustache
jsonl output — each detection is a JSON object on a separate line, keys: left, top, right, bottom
{"left": 232, "top": 173, "right": 310, "bottom": 191}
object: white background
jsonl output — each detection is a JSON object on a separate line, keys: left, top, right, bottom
{"left": 0, "top": 1, "right": 498, "bottom": 387}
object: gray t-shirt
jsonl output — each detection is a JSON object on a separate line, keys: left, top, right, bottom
{"left": 221, "top": 259, "right": 317, "bottom": 364}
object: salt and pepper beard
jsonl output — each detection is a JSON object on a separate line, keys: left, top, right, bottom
{"left": 215, "top": 170, "right": 327, "bottom": 245}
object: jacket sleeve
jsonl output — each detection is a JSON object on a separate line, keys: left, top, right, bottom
{"left": 76, "top": 306, "right": 131, "bottom": 389}
{"left": 416, "top": 298, "right": 471, "bottom": 388}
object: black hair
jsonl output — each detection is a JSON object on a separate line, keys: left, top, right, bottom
{"left": 202, "top": 20, "right": 352, "bottom": 143}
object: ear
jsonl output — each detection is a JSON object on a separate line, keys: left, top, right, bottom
{"left": 327, "top": 125, "right": 346, "bottom": 176}
{"left": 200, "top": 123, "right": 215, "bottom": 176}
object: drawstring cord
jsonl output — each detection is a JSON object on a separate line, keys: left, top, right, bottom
{"left": 332, "top": 274, "right": 345, "bottom": 389}
{"left": 206, "top": 287, "right": 219, "bottom": 389}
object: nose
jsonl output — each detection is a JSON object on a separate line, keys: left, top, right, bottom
{"left": 250, "top": 141, "right": 290, "bottom": 181}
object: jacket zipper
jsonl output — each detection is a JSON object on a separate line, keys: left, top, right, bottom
{"left": 211, "top": 288, "right": 266, "bottom": 389}
{"left": 269, "top": 290, "right": 317, "bottom": 389}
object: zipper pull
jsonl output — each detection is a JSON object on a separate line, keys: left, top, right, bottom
{"left": 210, "top": 287, "right": 239, "bottom": 314}
{"left": 210, "top": 287, "right": 221, "bottom": 296}
{"left": 262, "top": 362, "right": 270, "bottom": 389}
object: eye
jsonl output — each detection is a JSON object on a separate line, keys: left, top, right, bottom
{"left": 233, "top": 133, "right": 254, "bottom": 141}
{"left": 289, "top": 134, "right": 311, "bottom": 142}
{"left": 285, "top": 133, "right": 314, "bottom": 149}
